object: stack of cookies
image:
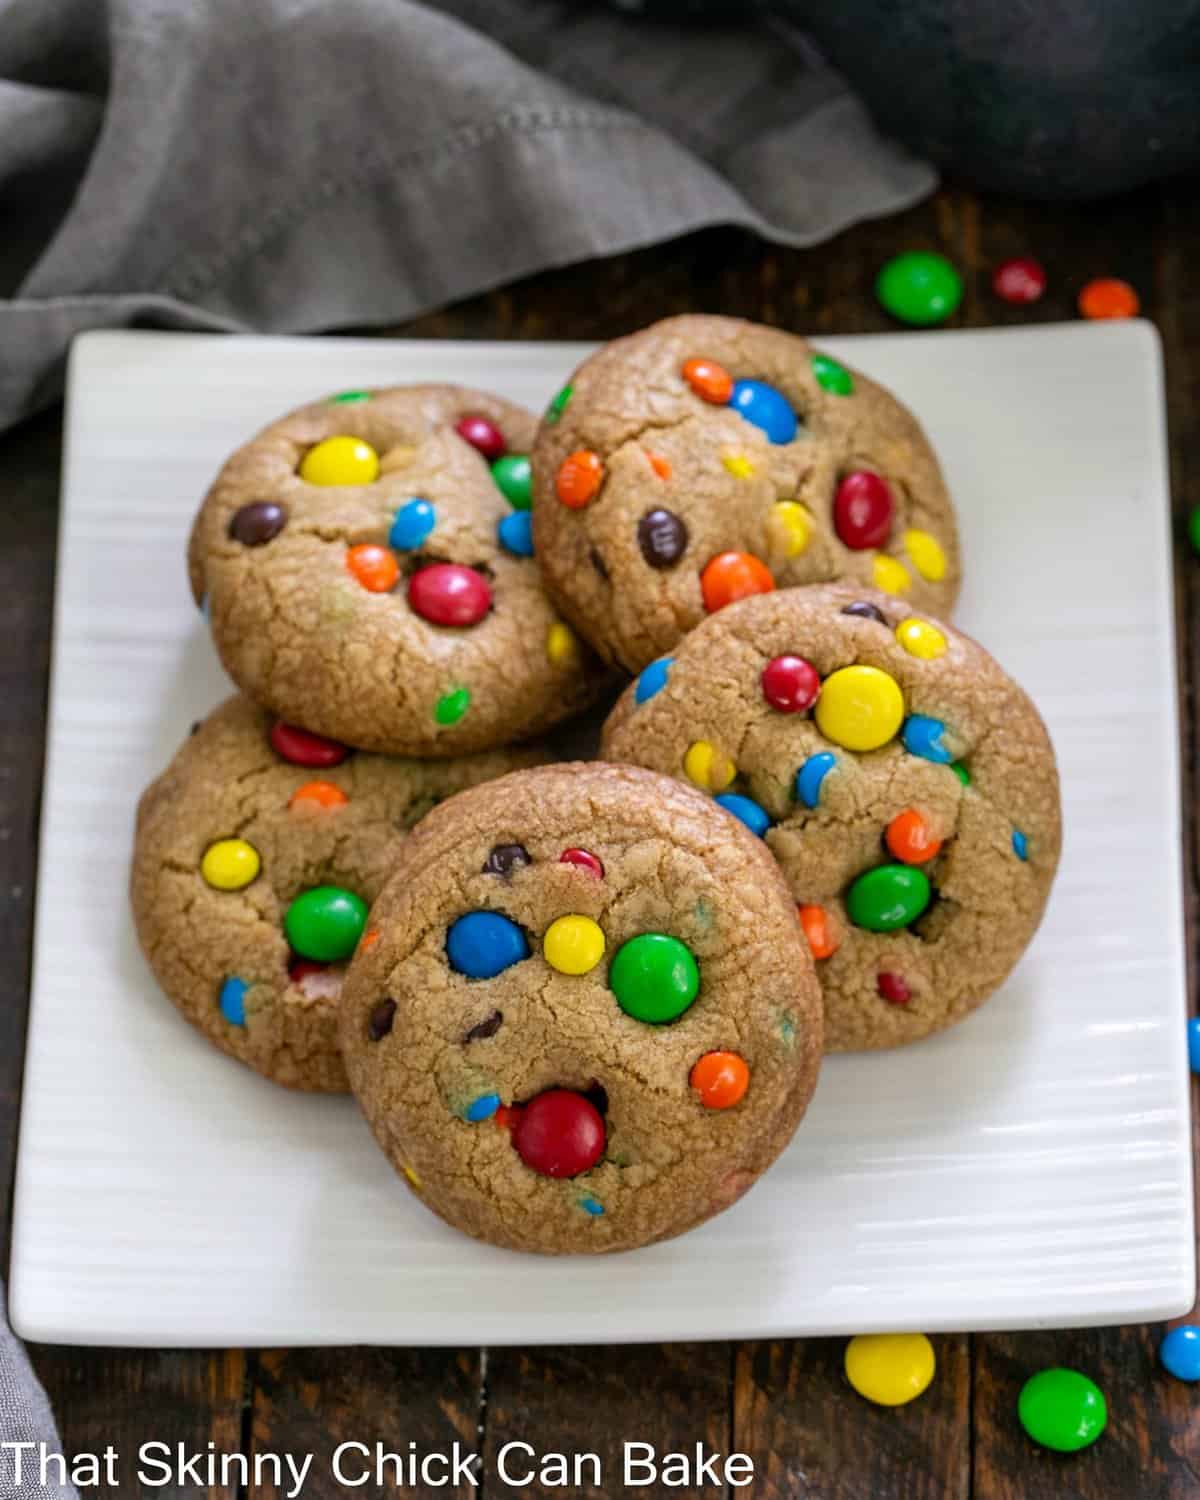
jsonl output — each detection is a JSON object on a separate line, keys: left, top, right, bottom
{"left": 132, "top": 316, "right": 1061, "bottom": 1255}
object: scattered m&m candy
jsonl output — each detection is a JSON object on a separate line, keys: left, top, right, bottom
{"left": 714, "top": 792, "right": 772, "bottom": 837}
{"left": 299, "top": 435, "right": 379, "bottom": 486}
{"left": 895, "top": 618, "right": 946, "bottom": 660}
{"left": 610, "top": 933, "right": 700, "bottom": 1024}
{"left": 434, "top": 687, "right": 471, "bottom": 726}
{"left": 885, "top": 810, "right": 942, "bottom": 864}
{"left": 992, "top": 257, "right": 1046, "bottom": 304}
{"left": 812, "top": 352, "right": 854, "bottom": 395}
{"left": 389, "top": 499, "right": 436, "bottom": 551}
{"left": 556, "top": 450, "right": 604, "bottom": 509}
{"left": 847, "top": 864, "right": 931, "bottom": 932}
{"left": 545, "top": 385, "right": 573, "bottom": 424}
{"left": 834, "top": 471, "right": 894, "bottom": 550}
{"left": 497, "top": 510, "right": 534, "bottom": 557}
{"left": 878, "top": 972, "right": 911, "bottom": 1005}
{"left": 683, "top": 740, "right": 736, "bottom": 793}
{"left": 219, "top": 976, "right": 248, "bottom": 1027}
{"left": 408, "top": 563, "right": 491, "bottom": 627}
{"left": 765, "top": 500, "right": 811, "bottom": 559}
{"left": 560, "top": 848, "right": 604, "bottom": 878}
{"left": 512, "top": 1088, "right": 605, "bottom": 1178}
{"left": 455, "top": 414, "right": 506, "bottom": 461}
{"left": 289, "top": 780, "right": 348, "bottom": 811}
{"left": 798, "top": 903, "right": 839, "bottom": 960}
{"left": 1187, "top": 506, "right": 1200, "bottom": 557}
{"left": 903, "top": 714, "right": 954, "bottom": 764}
{"left": 700, "top": 551, "right": 774, "bottom": 613}
{"left": 762, "top": 654, "right": 820, "bottom": 713}
{"left": 845, "top": 1333, "right": 936, "bottom": 1406}
{"left": 464, "top": 1092, "right": 501, "bottom": 1123}
{"left": 873, "top": 554, "right": 911, "bottom": 594}
{"left": 729, "top": 379, "right": 798, "bottom": 445}
{"left": 1078, "top": 277, "right": 1139, "bottom": 320}
{"left": 682, "top": 357, "right": 733, "bottom": 405}
{"left": 635, "top": 657, "right": 672, "bottom": 704}
{"left": 270, "top": 720, "right": 350, "bottom": 768}
{"left": 483, "top": 843, "right": 530, "bottom": 877}
{"left": 229, "top": 501, "right": 286, "bottom": 546}
{"left": 815, "top": 665, "right": 904, "bottom": 752}
{"left": 491, "top": 454, "right": 532, "bottom": 509}
{"left": 546, "top": 621, "right": 580, "bottom": 667}
{"left": 1018, "top": 1368, "right": 1107, "bottom": 1452}
{"left": 1188, "top": 1016, "right": 1200, "bottom": 1073}
{"left": 201, "top": 838, "right": 260, "bottom": 891}
{"left": 285, "top": 886, "right": 368, "bottom": 962}
{"left": 446, "top": 910, "right": 529, "bottom": 979}
{"left": 543, "top": 914, "right": 606, "bottom": 976}
{"left": 346, "top": 543, "right": 399, "bottom": 594}
{"left": 876, "top": 251, "right": 963, "bottom": 326}
{"left": 638, "top": 508, "right": 688, "bottom": 567}
{"left": 690, "top": 1051, "right": 750, "bottom": 1109}
{"left": 904, "top": 529, "right": 948, "bottom": 582}
{"left": 796, "top": 752, "right": 837, "bottom": 809}
{"left": 1160, "top": 1325, "right": 1200, "bottom": 1382}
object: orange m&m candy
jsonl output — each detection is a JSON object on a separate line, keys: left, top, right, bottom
{"left": 799, "top": 903, "right": 839, "bottom": 960}
{"left": 885, "top": 809, "right": 942, "bottom": 865}
{"left": 1078, "top": 278, "right": 1140, "bottom": 320}
{"left": 556, "top": 450, "right": 604, "bottom": 509}
{"left": 290, "top": 780, "right": 349, "bottom": 811}
{"left": 646, "top": 451, "right": 672, "bottom": 480}
{"left": 700, "top": 551, "right": 774, "bottom": 613}
{"left": 346, "top": 543, "right": 399, "bottom": 593}
{"left": 682, "top": 357, "right": 733, "bottom": 405}
{"left": 690, "top": 1051, "right": 750, "bottom": 1109}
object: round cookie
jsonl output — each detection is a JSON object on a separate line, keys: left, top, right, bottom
{"left": 188, "top": 385, "right": 603, "bottom": 755}
{"left": 131, "top": 696, "right": 545, "bottom": 1091}
{"left": 338, "top": 762, "right": 823, "bottom": 1253}
{"left": 601, "top": 584, "right": 1061, "bottom": 1049}
{"left": 531, "top": 314, "right": 960, "bottom": 673}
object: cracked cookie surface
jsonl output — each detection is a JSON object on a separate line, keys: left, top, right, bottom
{"left": 189, "top": 385, "right": 604, "bottom": 755}
{"left": 602, "top": 585, "right": 1061, "bottom": 1050}
{"left": 338, "top": 762, "right": 823, "bottom": 1253}
{"left": 130, "top": 695, "right": 545, "bottom": 1091}
{"left": 531, "top": 315, "right": 961, "bottom": 673}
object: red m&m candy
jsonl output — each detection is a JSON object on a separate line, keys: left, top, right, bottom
{"left": 455, "top": 414, "right": 506, "bottom": 460}
{"left": 512, "top": 1089, "right": 605, "bottom": 1178}
{"left": 408, "top": 563, "right": 492, "bottom": 627}
{"left": 560, "top": 848, "right": 604, "bottom": 878}
{"left": 878, "top": 972, "right": 911, "bottom": 1004}
{"left": 834, "top": 471, "right": 894, "bottom": 550}
{"left": 993, "top": 257, "right": 1046, "bottom": 304}
{"left": 270, "top": 721, "right": 350, "bottom": 768}
{"left": 762, "top": 655, "right": 820, "bottom": 713}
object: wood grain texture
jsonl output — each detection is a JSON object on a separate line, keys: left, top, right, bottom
{"left": 483, "top": 1344, "right": 731, "bottom": 1499}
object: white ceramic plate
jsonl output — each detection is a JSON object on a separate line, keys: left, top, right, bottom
{"left": 10, "top": 323, "right": 1193, "bottom": 1347}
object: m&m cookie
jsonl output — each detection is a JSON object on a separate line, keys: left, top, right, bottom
{"left": 130, "top": 696, "right": 544, "bottom": 1090}
{"left": 530, "top": 316, "right": 960, "bottom": 673}
{"left": 189, "top": 386, "right": 604, "bottom": 756}
{"left": 602, "top": 584, "right": 1061, "bottom": 1050}
{"left": 338, "top": 763, "right": 823, "bottom": 1252}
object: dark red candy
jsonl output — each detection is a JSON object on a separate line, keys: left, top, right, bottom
{"left": 455, "top": 414, "right": 506, "bottom": 461}
{"left": 637, "top": 508, "right": 689, "bottom": 568}
{"left": 992, "top": 257, "right": 1046, "bottom": 305}
{"left": 289, "top": 959, "right": 326, "bottom": 984}
{"left": 408, "top": 563, "right": 492, "bottom": 627}
{"left": 368, "top": 998, "right": 397, "bottom": 1041}
{"left": 512, "top": 1088, "right": 605, "bottom": 1178}
{"left": 878, "top": 972, "right": 911, "bottom": 1005}
{"left": 229, "top": 501, "right": 287, "bottom": 545}
{"left": 483, "top": 843, "right": 530, "bottom": 876}
{"left": 833, "top": 471, "right": 894, "bottom": 550}
{"left": 560, "top": 847, "right": 604, "bottom": 878}
{"left": 269, "top": 720, "right": 350, "bottom": 768}
{"left": 761, "top": 654, "right": 821, "bottom": 713}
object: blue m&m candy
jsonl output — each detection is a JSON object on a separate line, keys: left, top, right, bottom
{"left": 635, "top": 657, "right": 673, "bottom": 704}
{"left": 446, "top": 911, "right": 529, "bottom": 979}
{"left": 464, "top": 1092, "right": 501, "bottom": 1122}
{"left": 796, "top": 752, "right": 837, "bottom": 809}
{"left": 902, "top": 715, "right": 954, "bottom": 764}
{"left": 715, "top": 792, "right": 772, "bottom": 837}
{"left": 219, "top": 976, "right": 247, "bottom": 1026}
{"left": 1012, "top": 829, "right": 1028, "bottom": 860}
{"left": 389, "top": 498, "right": 436, "bottom": 550}
{"left": 1187, "top": 1017, "right": 1200, "bottom": 1073}
{"left": 729, "top": 379, "right": 798, "bottom": 444}
{"left": 497, "top": 510, "right": 534, "bottom": 557}
{"left": 1161, "top": 1325, "right": 1200, "bottom": 1382}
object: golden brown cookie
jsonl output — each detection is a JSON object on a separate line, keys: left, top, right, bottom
{"left": 531, "top": 314, "right": 961, "bottom": 672}
{"left": 131, "top": 696, "right": 545, "bottom": 1091}
{"left": 602, "top": 585, "right": 1061, "bottom": 1050}
{"left": 338, "top": 763, "right": 823, "bottom": 1253}
{"left": 188, "top": 385, "right": 604, "bottom": 755}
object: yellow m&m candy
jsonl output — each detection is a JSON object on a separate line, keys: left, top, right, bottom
{"left": 765, "top": 500, "right": 812, "bottom": 559}
{"left": 895, "top": 617, "right": 947, "bottom": 660}
{"left": 543, "top": 915, "right": 605, "bottom": 976}
{"left": 299, "top": 435, "right": 380, "bottom": 486}
{"left": 904, "top": 528, "right": 947, "bottom": 581}
{"left": 683, "top": 740, "right": 736, "bottom": 792}
{"left": 814, "top": 665, "right": 904, "bottom": 751}
{"left": 201, "top": 838, "right": 260, "bottom": 891}
{"left": 721, "top": 452, "right": 755, "bottom": 480}
{"left": 873, "top": 554, "right": 911, "bottom": 595}
{"left": 546, "top": 621, "right": 580, "bottom": 667}
{"left": 845, "top": 1333, "right": 936, "bottom": 1407}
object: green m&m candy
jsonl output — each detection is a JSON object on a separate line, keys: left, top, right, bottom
{"left": 491, "top": 454, "right": 532, "bottom": 509}
{"left": 846, "top": 865, "right": 931, "bottom": 932}
{"left": 284, "top": 886, "right": 367, "bottom": 962}
{"left": 1018, "top": 1368, "right": 1107, "bottom": 1453}
{"left": 811, "top": 353, "right": 854, "bottom": 396}
{"left": 876, "top": 252, "right": 963, "bottom": 327}
{"left": 610, "top": 934, "right": 699, "bottom": 1024}
{"left": 1188, "top": 504, "right": 1200, "bottom": 557}
{"left": 546, "top": 384, "right": 573, "bottom": 424}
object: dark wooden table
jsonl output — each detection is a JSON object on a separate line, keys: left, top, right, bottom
{"left": 4, "top": 179, "right": 1199, "bottom": 1499}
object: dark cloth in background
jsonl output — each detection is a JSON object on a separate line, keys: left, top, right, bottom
{"left": 0, "top": 0, "right": 934, "bottom": 434}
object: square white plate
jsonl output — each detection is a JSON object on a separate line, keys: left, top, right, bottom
{"left": 10, "top": 323, "right": 1194, "bottom": 1347}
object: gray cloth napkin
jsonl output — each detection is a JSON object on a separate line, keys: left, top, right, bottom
{"left": 0, "top": 1285, "right": 74, "bottom": 1499}
{"left": 0, "top": 0, "right": 934, "bottom": 434}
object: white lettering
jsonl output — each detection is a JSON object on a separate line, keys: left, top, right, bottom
{"left": 138, "top": 1443, "right": 174, "bottom": 1487}
{"left": 497, "top": 1441, "right": 535, "bottom": 1487}
{"left": 331, "top": 1441, "right": 370, "bottom": 1486}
